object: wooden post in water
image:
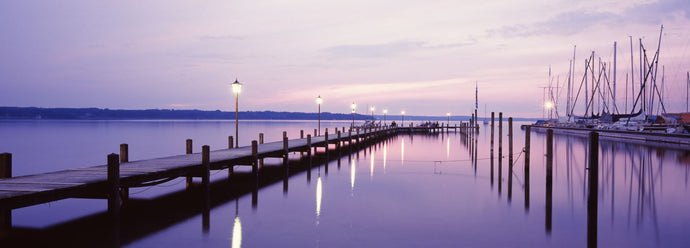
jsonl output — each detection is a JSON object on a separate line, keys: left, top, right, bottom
{"left": 307, "top": 134, "right": 313, "bottom": 182}
{"left": 524, "top": 126, "right": 531, "bottom": 211}
{"left": 508, "top": 117, "right": 513, "bottom": 202}
{"left": 324, "top": 130, "right": 329, "bottom": 152}
{"left": 201, "top": 145, "right": 210, "bottom": 191}
{"left": 283, "top": 136, "right": 289, "bottom": 159}
{"left": 251, "top": 141, "right": 258, "bottom": 175}
{"left": 119, "top": 144, "right": 129, "bottom": 202}
{"left": 300, "top": 130, "right": 304, "bottom": 139}
{"left": 259, "top": 133, "right": 264, "bottom": 169}
{"left": 107, "top": 153, "right": 120, "bottom": 216}
{"left": 0, "top": 153, "right": 12, "bottom": 228}
{"left": 498, "top": 112, "right": 503, "bottom": 195}
{"left": 314, "top": 129, "right": 317, "bottom": 137}
{"left": 588, "top": 132, "right": 599, "bottom": 248}
{"left": 545, "top": 129, "right": 553, "bottom": 234}
{"left": 186, "top": 139, "right": 193, "bottom": 188}
{"left": 283, "top": 131, "right": 287, "bottom": 139}
{"left": 337, "top": 131, "right": 342, "bottom": 150}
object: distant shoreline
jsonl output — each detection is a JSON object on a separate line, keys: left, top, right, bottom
{"left": 0, "top": 106, "right": 538, "bottom": 121}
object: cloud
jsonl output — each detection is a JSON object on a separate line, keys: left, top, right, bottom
{"left": 324, "top": 40, "right": 475, "bottom": 59}
{"left": 198, "top": 35, "right": 244, "bottom": 41}
{"left": 488, "top": 10, "right": 616, "bottom": 38}
{"left": 489, "top": 0, "right": 690, "bottom": 38}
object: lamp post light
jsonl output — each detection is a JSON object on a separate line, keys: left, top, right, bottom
{"left": 370, "top": 106, "right": 375, "bottom": 121}
{"left": 351, "top": 102, "right": 356, "bottom": 128}
{"left": 401, "top": 110, "right": 405, "bottom": 127}
{"left": 446, "top": 112, "right": 451, "bottom": 126}
{"left": 231, "top": 79, "right": 242, "bottom": 148}
{"left": 316, "top": 95, "right": 323, "bottom": 136}
{"left": 383, "top": 109, "right": 388, "bottom": 126}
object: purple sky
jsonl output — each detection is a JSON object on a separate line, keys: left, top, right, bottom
{"left": 1, "top": 0, "right": 689, "bottom": 117}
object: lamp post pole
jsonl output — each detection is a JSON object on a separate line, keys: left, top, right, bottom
{"left": 383, "top": 109, "right": 388, "bottom": 126}
{"left": 401, "top": 110, "right": 405, "bottom": 127}
{"left": 351, "top": 102, "right": 356, "bottom": 129}
{"left": 231, "top": 79, "right": 243, "bottom": 148}
{"left": 316, "top": 95, "right": 323, "bottom": 136}
{"left": 371, "top": 106, "right": 375, "bottom": 122}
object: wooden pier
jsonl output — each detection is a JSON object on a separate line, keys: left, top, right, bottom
{"left": 0, "top": 126, "right": 412, "bottom": 226}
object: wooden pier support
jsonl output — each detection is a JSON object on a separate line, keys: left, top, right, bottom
{"left": 508, "top": 117, "right": 513, "bottom": 201}
{"left": 259, "top": 133, "right": 264, "bottom": 169}
{"left": 107, "top": 153, "right": 120, "bottom": 216}
{"left": 498, "top": 112, "right": 503, "bottom": 195}
{"left": 251, "top": 141, "right": 258, "bottom": 175}
{"left": 524, "top": 126, "right": 531, "bottom": 211}
{"left": 186, "top": 139, "right": 193, "bottom": 188}
{"left": 490, "top": 112, "right": 495, "bottom": 152}
{"left": 228, "top": 136, "right": 234, "bottom": 149}
{"left": 201, "top": 145, "right": 210, "bottom": 190}
{"left": 587, "top": 132, "right": 599, "bottom": 248}
{"left": 545, "top": 129, "right": 553, "bottom": 234}
{"left": 119, "top": 144, "right": 129, "bottom": 202}
{"left": 1, "top": 153, "right": 12, "bottom": 229}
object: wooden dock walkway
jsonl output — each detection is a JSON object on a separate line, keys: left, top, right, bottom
{"left": 0, "top": 126, "right": 407, "bottom": 225}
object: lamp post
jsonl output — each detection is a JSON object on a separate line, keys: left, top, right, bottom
{"left": 446, "top": 112, "right": 450, "bottom": 126}
{"left": 316, "top": 95, "right": 323, "bottom": 136}
{"left": 401, "top": 110, "right": 405, "bottom": 127}
{"left": 383, "top": 109, "right": 388, "bottom": 126}
{"left": 231, "top": 79, "right": 242, "bottom": 148}
{"left": 351, "top": 102, "right": 356, "bottom": 128}
{"left": 370, "top": 106, "right": 375, "bottom": 121}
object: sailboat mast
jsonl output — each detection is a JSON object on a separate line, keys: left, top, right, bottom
{"left": 629, "top": 36, "right": 635, "bottom": 115}
{"left": 613, "top": 41, "right": 617, "bottom": 113}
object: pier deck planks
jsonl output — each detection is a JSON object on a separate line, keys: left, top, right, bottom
{"left": 0, "top": 128, "right": 386, "bottom": 211}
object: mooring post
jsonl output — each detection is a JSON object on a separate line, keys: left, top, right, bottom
{"left": 588, "top": 131, "right": 599, "bottom": 248}
{"left": 356, "top": 128, "right": 360, "bottom": 146}
{"left": 300, "top": 130, "right": 304, "bottom": 139}
{"left": 524, "top": 126, "right": 531, "bottom": 211}
{"left": 324, "top": 130, "right": 329, "bottom": 152}
{"left": 251, "top": 140, "right": 258, "bottom": 175}
{"left": 259, "top": 133, "right": 264, "bottom": 169}
{"left": 498, "top": 112, "right": 503, "bottom": 195}
{"left": 508, "top": 117, "right": 514, "bottom": 202}
{"left": 0, "top": 153, "right": 12, "bottom": 229}
{"left": 283, "top": 131, "right": 287, "bottom": 139}
{"left": 314, "top": 129, "right": 317, "bottom": 137}
{"left": 119, "top": 144, "right": 129, "bottom": 202}
{"left": 186, "top": 139, "right": 193, "bottom": 188}
{"left": 337, "top": 131, "right": 342, "bottom": 150}
{"left": 545, "top": 129, "right": 553, "bottom": 234}
{"left": 201, "top": 145, "right": 210, "bottom": 192}
{"left": 107, "top": 153, "right": 120, "bottom": 216}
{"left": 228, "top": 136, "right": 234, "bottom": 149}
{"left": 283, "top": 136, "right": 289, "bottom": 158}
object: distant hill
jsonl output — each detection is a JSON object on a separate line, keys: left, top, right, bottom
{"left": 0, "top": 107, "right": 538, "bottom": 122}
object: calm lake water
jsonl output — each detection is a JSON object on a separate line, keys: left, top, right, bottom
{"left": 1, "top": 119, "right": 689, "bottom": 247}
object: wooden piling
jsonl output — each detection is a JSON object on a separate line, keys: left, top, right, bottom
{"left": 587, "top": 131, "right": 599, "bottom": 247}
{"left": 337, "top": 131, "right": 342, "bottom": 150}
{"left": 1, "top": 153, "right": 12, "bottom": 229}
{"left": 524, "top": 125, "right": 531, "bottom": 211}
{"left": 508, "top": 117, "right": 513, "bottom": 201}
{"left": 201, "top": 145, "right": 210, "bottom": 191}
{"left": 300, "top": 130, "right": 304, "bottom": 139}
{"left": 107, "top": 153, "right": 120, "bottom": 216}
{"left": 498, "top": 112, "right": 503, "bottom": 194}
{"left": 119, "top": 144, "right": 129, "bottom": 202}
{"left": 186, "top": 139, "right": 193, "bottom": 188}
{"left": 251, "top": 141, "right": 258, "bottom": 175}
{"left": 228, "top": 136, "right": 234, "bottom": 149}
{"left": 314, "top": 129, "right": 317, "bottom": 137}
{"left": 283, "top": 136, "right": 289, "bottom": 157}
{"left": 325, "top": 130, "right": 329, "bottom": 151}
{"left": 545, "top": 129, "right": 553, "bottom": 233}
{"left": 259, "top": 133, "right": 264, "bottom": 169}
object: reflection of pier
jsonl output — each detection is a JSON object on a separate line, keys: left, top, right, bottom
{"left": 0, "top": 129, "right": 394, "bottom": 247}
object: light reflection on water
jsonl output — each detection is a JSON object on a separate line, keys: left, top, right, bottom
{"left": 0, "top": 120, "right": 689, "bottom": 247}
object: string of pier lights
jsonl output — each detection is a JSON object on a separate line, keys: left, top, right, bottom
{"left": 313, "top": 96, "right": 418, "bottom": 129}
